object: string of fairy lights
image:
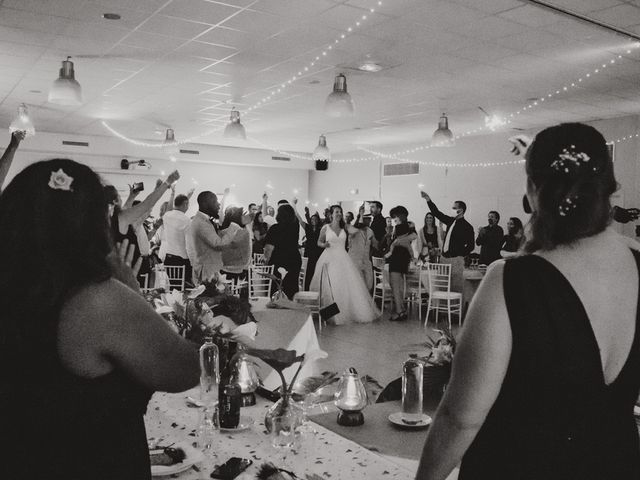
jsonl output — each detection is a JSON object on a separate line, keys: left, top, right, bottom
{"left": 100, "top": 3, "right": 640, "bottom": 169}
{"left": 101, "top": 1, "right": 386, "bottom": 149}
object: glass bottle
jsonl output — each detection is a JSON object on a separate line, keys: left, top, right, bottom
{"left": 199, "top": 337, "right": 219, "bottom": 407}
{"left": 401, "top": 354, "right": 424, "bottom": 421}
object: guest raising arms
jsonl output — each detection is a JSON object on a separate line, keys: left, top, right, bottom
{"left": 417, "top": 211, "right": 443, "bottom": 263}
{"left": 416, "top": 123, "right": 640, "bottom": 480}
{"left": 0, "top": 159, "right": 198, "bottom": 480}
{"left": 0, "top": 130, "right": 25, "bottom": 190}
{"left": 292, "top": 198, "right": 323, "bottom": 290}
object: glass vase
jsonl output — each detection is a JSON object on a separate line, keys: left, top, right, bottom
{"left": 264, "top": 393, "right": 302, "bottom": 434}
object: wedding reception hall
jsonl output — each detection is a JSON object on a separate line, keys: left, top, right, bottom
{"left": 3, "top": 0, "right": 640, "bottom": 479}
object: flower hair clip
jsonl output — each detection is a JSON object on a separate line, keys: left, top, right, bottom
{"left": 550, "top": 145, "right": 591, "bottom": 175}
{"left": 558, "top": 195, "right": 579, "bottom": 217}
{"left": 48, "top": 169, "right": 74, "bottom": 192}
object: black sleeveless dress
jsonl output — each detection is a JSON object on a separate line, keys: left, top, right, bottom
{"left": 459, "top": 253, "right": 640, "bottom": 480}
{"left": 4, "top": 332, "right": 153, "bottom": 479}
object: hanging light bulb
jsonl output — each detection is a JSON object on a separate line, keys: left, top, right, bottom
{"left": 162, "top": 128, "right": 180, "bottom": 160}
{"left": 48, "top": 57, "right": 82, "bottom": 106}
{"left": 313, "top": 135, "right": 330, "bottom": 171}
{"left": 223, "top": 108, "right": 246, "bottom": 139}
{"left": 325, "top": 73, "right": 354, "bottom": 117}
{"left": 9, "top": 103, "right": 35, "bottom": 136}
{"left": 431, "top": 113, "right": 454, "bottom": 147}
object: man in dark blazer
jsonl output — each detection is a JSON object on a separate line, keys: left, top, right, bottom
{"left": 420, "top": 191, "right": 474, "bottom": 296}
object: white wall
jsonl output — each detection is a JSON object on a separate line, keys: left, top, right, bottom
{"left": 4, "top": 131, "right": 313, "bottom": 218}
{"left": 310, "top": 115, "right": 640, "bottom": 247}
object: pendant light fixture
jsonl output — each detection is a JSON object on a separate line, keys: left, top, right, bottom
{"left": 431, "top": 113, "right": 454, "bottom": 147}
{"left": 223, "top": 107, "right": 246, "bottom": 139}
{"left": 48, "top": 57, "right": 82, "bottom": 106}
{"left": 162, "top": 128, "right": 180, "bottom": 161}
{"left": 312, "top": 134, "right": 330, "bottom": 171}
{"left": 325, "top": 73, "right": 354, "bottom": 118}
{"left": 9, "top": 103, "right": 35, "bottom": 136}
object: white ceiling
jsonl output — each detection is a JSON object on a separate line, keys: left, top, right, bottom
{"left": 2, "top": 0, "right": 640, "bottom": 155}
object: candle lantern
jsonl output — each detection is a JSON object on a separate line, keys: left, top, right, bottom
{"left": 233, "top": 351, "right": 259, "bottom": 406}
{"left": 334, "top": 367, "right": 368, "bottom": 426}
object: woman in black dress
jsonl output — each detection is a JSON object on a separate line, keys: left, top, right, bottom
{"left": 417, "top": 211, "right": 443, "bottom": 263}
{"left": 500, "top": 216, "right": 526, "bottom": 258}
{"left": 416, "top": 123, "right": 640, "bottom": 479}
{"left": 385, "top": 206, "right": 416, "bottom": 322}
{"left": 264, "top": 204, "right": 302, "bottom": 299}
{"left": 0, "top": 160, "right": 199, "bottom": 480}
{"left": 292, "top": 199, "right": 323, "bottom": 290}
{"left": 252, "top": 211, "right": 268, "bottom": 255}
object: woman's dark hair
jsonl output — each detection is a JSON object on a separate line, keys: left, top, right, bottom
{"left": 221, "top": 206, "right": 243, "bottom": 229}
{"left": 275, "top": 203, "right": 297, "bottom": 226}
{"left": 508, "top": 217, "right": 524, "bottom": 236}
{"left": 389, "top": 205, "right": 408, "bottom": 220}
{"left": 0, "top": 159, "right": 113, "bottom": 352}
{"left": 254, "top": 211, "right": 264, "bottom": 224}
{"left": 423, "top": 212, "right": 435, "bottom": 237}
{"left": 524, "top": 123, "right": 616, "bottom": 252}
{"left": 329, "top": 204, "right": 345, "bottom": 230}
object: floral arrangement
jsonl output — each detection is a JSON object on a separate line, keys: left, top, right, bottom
{"left": 147, "top": 276, "right": 257, "bottom": 347}
{"left": 421, "top": 328, "right": 456, "bottom": 366}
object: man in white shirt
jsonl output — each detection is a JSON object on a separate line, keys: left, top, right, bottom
{"left": 163, "top": 194, "right": 193, "bottom": 285}
{"left": 186, "top": 191, "right": 238, "bottom": 285}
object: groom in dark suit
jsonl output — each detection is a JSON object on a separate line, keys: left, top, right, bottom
{"left": 420, "top": 191, "right": 474, "bottom": 296}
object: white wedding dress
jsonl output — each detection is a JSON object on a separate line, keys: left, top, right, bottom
{"left": 309, "top": 227, "right": 380, "bottom": 325}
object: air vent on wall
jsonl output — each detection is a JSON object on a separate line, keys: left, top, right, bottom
{"left": 271, "top": 155, "right": 290, "bottom": 162}
{"left": 178, "top": 149, "right": 199, "bottom": 155}
{"left": 62, "top": 140, "right": 89, "bottom": 147}
{"left": 383, "top": 162, "right": 419, "bottom": 176}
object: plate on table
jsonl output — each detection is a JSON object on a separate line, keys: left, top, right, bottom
{"left": 388, "top": 412, "right": 432, "bottom": 429}
{"left": 220, "top": 415, "right": 254, "bottom": 432}
{"left": 150, "top": 441, "right": 203, "bottom": 476}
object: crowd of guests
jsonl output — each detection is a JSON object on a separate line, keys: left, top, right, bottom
{"left": 1, "top": 122, "right": 639, "bottom": 479}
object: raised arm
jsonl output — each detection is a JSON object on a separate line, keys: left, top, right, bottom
{"left": 420, "top": 190, "right": 454, "bottom": 226}
{"left": 165, "top": 184, "right": 176, "bottom": 213}
{"left": 261, "top": 192, "right": 269, "bottom": 217}
{"left": 416, "top": 261, "right": 511, "bottom": 479}
{"left": 118, "top": 171, "right": 179, "bottom": 234}
{"left": 0, "top": 131, "right": 25, "bottom": 191}
{"left": 291, "top": 198, "right": 308, "bottom": 228}
{"left": 123, "top": 183, "right": 141, "bottom": 209}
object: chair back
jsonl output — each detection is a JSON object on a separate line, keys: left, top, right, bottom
{"left": 139, "top": 273, "right": 150, "bottom": 292}
{"left": 299, "top": 256, "right": 309, "bottom": 291}
{"left": 249, "top": 264, "right": 274, "bottom": 299}
{"left": 253, "top": 253, "right": 267, "bottom": 265}
{"left": 426, "top": 262, "right": 451, "bottom": 294}
{"left": 372, "top": 256, "right": 385, "bottom": 271}
{"left": 163, "top": 265, "right": 186, "bottom": 291}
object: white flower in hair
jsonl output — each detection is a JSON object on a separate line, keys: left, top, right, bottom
{"left": 48, "top": 169, "right": 74, "bottom": 191}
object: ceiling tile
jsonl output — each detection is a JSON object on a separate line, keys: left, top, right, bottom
{"left": 543, "top": 0, "right": 624, "bottom": 13}
{"left": 498, "top": 4, "right": 564, "bottom": 27}
{"left": 197, "top": 26, "right": 253, "bottom": 48}
{"left": 121, "top": 31, "right": 186, "bottom": 52}
{"left": 254, "top": 0, "right": 335, "bottom": 19}
{"left": 175, "top": 41, "right": 237, "bottom": 60}
{"left": 159, "top": 0, "right": 240, "bottom": 25}
{"left": 219, "top": 9, "right": 290, "bottom": 37}
{"left": 138, "top": 15, "right": 213, "bottom": 39}
{"left": 589, "top": 3, "right": 640, "bottom": 27}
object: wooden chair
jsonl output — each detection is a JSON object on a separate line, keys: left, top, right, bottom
{"left": 372, "top": 256, "right": 391, "bottom": 310}
{"left": 163, "top": 265, "right": 186, "bottom": 292}
{"left": 293, "top": 258, "right": 322, "bottom": 331}
{"left": 249, "top": 264, "right": 273, "bottom": 299}
{"left": 253, "top": 253, "right": 267, "bottom": 265}
{"left": 425, "top": 263, "right": 462, "bottom": 329}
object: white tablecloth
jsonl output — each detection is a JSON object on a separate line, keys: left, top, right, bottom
{"left": 251, "top": 298, "right": 321, "bottom": 391}
{"left": 144, "top": 389, "right": 415, "bottom": 479}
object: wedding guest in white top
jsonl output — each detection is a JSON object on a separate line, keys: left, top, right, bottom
{"left": 185, "top": 191, "right": 238, "bottom": 284}
{"left": 221, "top": 206, "right": 252, "bottom": 296}
{"left": 261, "top": 192, "right": 278, "bottom": 227}
{"left": 348, "top": 204, "right": 377, "bottom": 290}
{"left": 163, "top": 193, "right": 193, "bottom": 285}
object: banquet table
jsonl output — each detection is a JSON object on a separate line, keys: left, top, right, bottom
{"left": 144, "top": 390, "right": 417, "bottom": 479}
{"left": 250, "top": 298, "right": 321, "bottom": 391}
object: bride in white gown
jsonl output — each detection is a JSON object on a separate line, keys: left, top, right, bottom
{"left": 309, "top": 205, "right": 380, "bottom": 325}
